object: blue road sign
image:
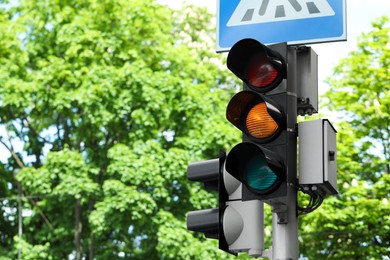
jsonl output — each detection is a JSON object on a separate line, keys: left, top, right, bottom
{"left": 217, "top": 0, "right": 346, "bottom": 52}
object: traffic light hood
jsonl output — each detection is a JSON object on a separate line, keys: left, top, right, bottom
{"left": 226, "top": 90, "right": 285, "bottom": 143}
{"left": 225, "top": 142, "right": 284, "bottom": 196}
{"left": 227, "top": 38, "right": 286, "bottom": 92}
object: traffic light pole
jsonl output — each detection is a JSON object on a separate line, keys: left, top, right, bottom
{"left": 271, "top": 46, "right": 298, "bottom": 260}
{"left": 272, "top": 186, "right": 298, "bottom": 259}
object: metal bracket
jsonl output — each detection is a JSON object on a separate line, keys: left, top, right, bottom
{"left": 271, "top": 203, "right": 288, "bottom": 224}
{"left": 262, "top": 247, "right": 272, "bottom": 259}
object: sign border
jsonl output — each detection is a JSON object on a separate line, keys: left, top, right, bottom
{"left": 216, "top": 0, "right": 347, "bottom": 52}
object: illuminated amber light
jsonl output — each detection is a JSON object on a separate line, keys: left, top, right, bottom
{"left": 246, "top": 103, "right": 278, "bottom": 139}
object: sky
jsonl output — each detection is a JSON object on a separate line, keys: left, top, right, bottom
{"left": 159, "top": 0, "right": 390, "bottom": 97}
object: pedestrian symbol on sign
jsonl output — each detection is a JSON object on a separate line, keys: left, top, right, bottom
{"left": 227, "top": 0, "right": 335, "bottom": 26}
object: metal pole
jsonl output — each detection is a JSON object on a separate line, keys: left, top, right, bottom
{"left": 272, "top": 186, "right": 298, "bottom": 259}
{"left": 14, "top": 168, "right": 23, "bottom": 260}
{"left": 271, "top": 46, "right": 299, "bottom": 260}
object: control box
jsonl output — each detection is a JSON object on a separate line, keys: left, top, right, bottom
{"left": 298, "top": 119, "right": 338, "bottom": 195}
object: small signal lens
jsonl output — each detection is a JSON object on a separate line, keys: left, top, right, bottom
{"left": 246, "top": 58, "right": 278, "bottom": 88}
{"left": 244, "top": 156, "right": 277, "bottom": 191}
{"left": 246, "top": 103, "right": 278, "bottom": 139}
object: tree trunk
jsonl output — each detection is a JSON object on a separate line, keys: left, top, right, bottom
{"left": 75, "top": 199, "right": 82, "bottom": 260}
{"left": 88, "top": 199, "right": 95, "bottom": 260}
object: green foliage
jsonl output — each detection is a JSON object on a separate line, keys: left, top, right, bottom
{"left": 18, "top": 149, "right": 99, "bottom": 200}
{"left": 1, "top": 0, "right": 387, "bottom": 258}
{"left": 299, "top": 16, "right": 390, "bottom": 259}
{"left": 13, "top": 236, "right": 52, "bottom": 260}
{"left": 325, "top": 16, "right": 390, "bottom": 176}
{"left": 0, "top": 0, "right": 239, "bottom": 259}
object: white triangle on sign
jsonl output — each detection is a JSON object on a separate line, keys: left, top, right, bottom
{"left": 227, "top": 0, "right": 335, "bottom": 27}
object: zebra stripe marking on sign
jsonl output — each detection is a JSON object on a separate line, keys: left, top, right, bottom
{"left": 227, "top": 0, "right": 335, "bottom": 26}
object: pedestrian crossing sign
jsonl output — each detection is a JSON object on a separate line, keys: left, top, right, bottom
{"left": 217, "top": 0, "right": 346, "bottom": 52}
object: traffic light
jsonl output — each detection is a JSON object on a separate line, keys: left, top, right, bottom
{"left": 186, "top": 38, "right": 336, "bottom": 259}
{"left": 186, "top": 152, "right": 265, "bottom": 257}
{"left": 225, "top": 39, "right": 297, "bottom": 205}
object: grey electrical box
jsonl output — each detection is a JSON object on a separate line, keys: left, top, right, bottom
{"left": 299, "top": 119, "right": 338, "bottom": 195}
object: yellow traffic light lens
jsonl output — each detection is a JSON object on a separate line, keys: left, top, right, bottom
{"left": 246, "top": 58, "right": 278, "bottom": 88}
{"left": 246, "top": 103, "right": 278, "bottom": 139}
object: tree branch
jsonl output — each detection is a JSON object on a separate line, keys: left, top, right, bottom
{"left": 22, "top": 117, "right": 54, "bottom": 144}
{"left": 0, "top": 128, "right": 25, "bottom": 168}
{"left": 26, "top": 196, "right": 54, "bottom": 230}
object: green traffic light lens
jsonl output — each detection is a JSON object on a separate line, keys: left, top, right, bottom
{"left": 244, "top": 156, "right": 277, "bottom": 191}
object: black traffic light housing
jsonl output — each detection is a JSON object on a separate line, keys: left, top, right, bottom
{"left": 226, "top": 90, "right": 285, "bottom": 144}
{"left": 227, "top": 39, "right": 287, "bottom": 93}
{"left": 225, "top": 39, "right": 297, "bottom": 204}
{"left": 225, "top": 142, "right": 285, "bottom": 196}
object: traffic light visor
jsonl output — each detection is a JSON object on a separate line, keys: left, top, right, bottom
{"left": 227, "top": 39, "right": 286, "bottom": 92}
{"left": 225, "top": 143, "right": 284, "bottom": 195}
{"left": 226, "top": 91, "right": 284, "bottom": 143}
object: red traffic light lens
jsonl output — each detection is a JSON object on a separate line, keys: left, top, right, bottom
{"left": 246, "top": 57, "right": 278, "bottom": 88}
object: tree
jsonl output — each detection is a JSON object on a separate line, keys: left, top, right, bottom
{"left": 299, "top": 16, "right": 390, "bottom": 259}
{"left": 0, "top": 0, "right": 240, "bottom": 258}
{"left": 3, "top": 1, "right": 387, "bottom": 259}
